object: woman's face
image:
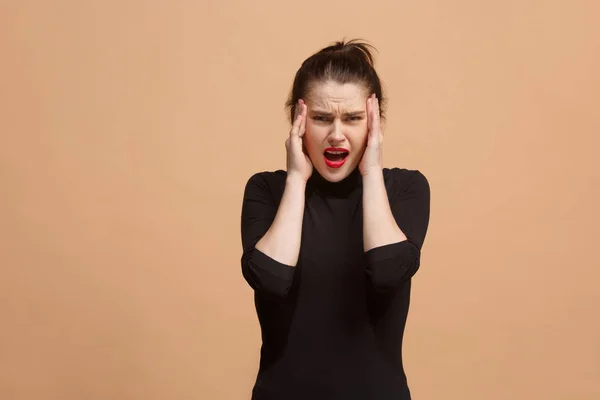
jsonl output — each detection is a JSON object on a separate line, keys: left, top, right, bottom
{"left": 303, "top": 80, "right": 369, "bottom": 182}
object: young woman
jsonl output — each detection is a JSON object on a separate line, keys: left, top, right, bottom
{"left": 240, "top": 39, "right": 431, "bottom": 400}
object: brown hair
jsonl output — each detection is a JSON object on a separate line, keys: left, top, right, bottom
{"left": 285, "top": 39, "right": 386, "bottom": 124}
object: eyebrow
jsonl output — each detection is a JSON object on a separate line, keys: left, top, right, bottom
{"left": 310, "top": 110, "right": 366, "bottom": 116}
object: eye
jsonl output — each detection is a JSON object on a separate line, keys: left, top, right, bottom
{"left": 347, "top": 116, "right": 364, "bottom": 121}
{"left": 313, "top": 115, "right": 331, "bottom": 122}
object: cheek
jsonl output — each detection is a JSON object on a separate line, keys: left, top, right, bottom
{"left": 303, "top": 124, "right": 326, "bottom": 150}
{"left": 349, "top": 127, "right": 369, "bottom": 149}
{"left": 302, "top": 133, "right": 318, "bottom": 157}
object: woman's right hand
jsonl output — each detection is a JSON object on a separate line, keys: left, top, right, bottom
{"left": 285, "top": 99, "right": 313, "bottom": 182}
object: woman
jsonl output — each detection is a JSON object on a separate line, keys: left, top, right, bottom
{"left": 240, "top": 39, "right": 430, "bottom": 400}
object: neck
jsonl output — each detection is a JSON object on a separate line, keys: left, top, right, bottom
{"left": 308, "top": 167, "right": 362, "bottom": 197}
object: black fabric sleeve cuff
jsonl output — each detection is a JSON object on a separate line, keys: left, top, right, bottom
{"left": 364, "top": 240, "right": 421, "bottom": 292}
{"left": 242, "top": 248, "right": 296, "bottom": 300}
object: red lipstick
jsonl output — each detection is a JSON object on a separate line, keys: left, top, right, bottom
{"left": 323, "top": 147, "right": 350, "bottom": 168}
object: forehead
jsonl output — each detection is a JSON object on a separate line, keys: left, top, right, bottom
{"left": 306, "top": 81, "right": 368, "bottom": 111}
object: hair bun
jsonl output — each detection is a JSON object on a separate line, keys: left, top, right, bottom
{"left": 321, "top": 39, "right": 377, "bottom": 68}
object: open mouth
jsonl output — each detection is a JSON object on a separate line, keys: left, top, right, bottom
{"left": 324, "top": 150, "right": 349, "bottom": 161}
{"left": 323, "top": 148, "right": 350, "bottom": 168}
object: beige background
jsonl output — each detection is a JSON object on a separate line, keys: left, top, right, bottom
{"left": 1, "top": 1, "right": 599, "bottom": 399}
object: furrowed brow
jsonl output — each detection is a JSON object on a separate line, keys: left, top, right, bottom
{"left": 311, "top": 110, "right": 365, "bottom": 116}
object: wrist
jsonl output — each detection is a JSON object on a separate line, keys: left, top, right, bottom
{"left": 286, "top": 173, "right": 308, "bottom": 187}
{"left": 360, "top": 166, "right": 383, "bottom": 179}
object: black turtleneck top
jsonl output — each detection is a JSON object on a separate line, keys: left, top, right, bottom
{"left": 240, "top": 167, "right": 430, "bottom": 400}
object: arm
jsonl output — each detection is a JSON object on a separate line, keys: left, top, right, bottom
{"left": 240, "top": 99, "right": 311, "bottom": 300}
{"left": 240, "top": 173, "right": 305, "bottom": 300}
{"left": 255, "top": 174, "right": 306, "bottom": 266}
{"left": 361, "top": 93, "right": 408, "bottom": 252}
{"left": 362, "top": 168, "right": 406, "bottom": 251}
{"left": 363, "top": 169, "right": 431, "bottom": 292}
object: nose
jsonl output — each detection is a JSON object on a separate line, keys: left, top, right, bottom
{"left": 327, "top": 120, "right": 345, "bottom": 145}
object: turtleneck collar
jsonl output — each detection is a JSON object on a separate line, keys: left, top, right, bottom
{"left": 307, "top": 167, "right": 363, "bottom": 197}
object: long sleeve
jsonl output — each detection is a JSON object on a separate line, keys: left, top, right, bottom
{"left": 240, "top": 172, "right": 295, "bottom": 300}
{"left": 364, "top": 169, "right": 431, "bottom": 292}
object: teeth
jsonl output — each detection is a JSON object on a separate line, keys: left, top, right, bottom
{"left": 326, "top": 151, "right": 348, "bottom": 154}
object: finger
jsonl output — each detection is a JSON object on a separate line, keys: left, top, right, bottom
{"left": 372, "top": 95, "right": 381, "bottom": 137}
{"left": 298, "top": 100, "right": 307, "bottom": 137}
{"left": 366, "top": 97, "right": 373, "bottom": 132}
{"left": 370, "top": 97, "right": 378, "bottom": 137}
{"left": 290, "top": 103, "right": 302, "bottom": 137}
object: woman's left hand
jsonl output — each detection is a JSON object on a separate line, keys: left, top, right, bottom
{"left": 359, "top": 94, "right": 383, "bottom": 176}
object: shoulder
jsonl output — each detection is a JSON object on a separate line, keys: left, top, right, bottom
{"left": 382, "top": 167, "right": 430, "bottom": 197}
{"left": 245, "top": 169, "right": 288, "bottom": 187}
{"left": 243, "top": 169, "right": 288, "bottom": 201}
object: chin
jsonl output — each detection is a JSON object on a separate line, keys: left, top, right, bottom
{"left": 315, "top": 162, "right": 354, "bottom": 182}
